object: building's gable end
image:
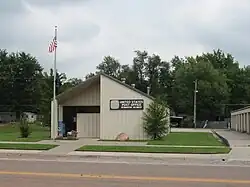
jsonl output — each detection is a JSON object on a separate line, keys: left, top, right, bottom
{"left": 60, "top": 82, "right": 100, "bottom": 106}
{"left": 100, "top": 74, "right": 153, "bottom": 102}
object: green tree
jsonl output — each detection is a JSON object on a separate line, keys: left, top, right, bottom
{"left": 74, "top": 48, "right": 247, "bottom": 122}
{"left": 117, "top": 64, "right": 135, "bottom": 85}
{"left": 96, "top": 56, "right": 121, "bottom": 77}
{"left": 0, "top": 50, "right": 43, "bottom": 116}
{"left": 172, "top": 56, "right": 229, "bottom": 120}
{"left": 38, "top": 69, "right": 69, "bottom": 126}
{"left": 60, "top": 78, "right": 83, "bottom": 92}
{"left": 145, "top": 54, "right": 162, "bottom": 97}
{"left": 56, "top": 72, "right": 67, "bottom": 94}
{"left": 159, "top": 60, "right": 173, "bottom": 108}
{"left": 132, "top": 50, "right": 148, "bottom": 93}
{"left": 196, "top": 49, "right": 241, "bottom": 116}
{"left": 143, "top": 98, "right": 169, "bottom": 140}
{"left": 85, "top": 72, "right": 96, "bottom": 79}
{"left": 0, "top": 49, "right": 11, "bottom": 111}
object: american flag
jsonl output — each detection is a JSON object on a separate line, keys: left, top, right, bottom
{"left": 48, "top": 36, "right": 57, "bottom": 53}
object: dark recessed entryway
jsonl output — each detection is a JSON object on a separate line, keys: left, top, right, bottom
{"left": 62, "top": 106, "right": 100, "bottom": 136}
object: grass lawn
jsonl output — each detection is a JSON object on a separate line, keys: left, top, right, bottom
{"left": 0, "top": 143, "right": 57, "bottom": 150}
{"left": 76, "top": 145, "right": 231, "bottom": 154}
{"left": 148, "top": 132, "right": 225, "bottom": 146}
{"left": 0, "top": 123, "right": 50, "bottom": 142}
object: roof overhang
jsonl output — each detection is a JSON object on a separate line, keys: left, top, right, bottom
{"left": 231, "top": 106, "right": 250, "bottom": 114}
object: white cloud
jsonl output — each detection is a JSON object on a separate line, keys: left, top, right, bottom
{"left": 1, "top": 0, "right": 250, "bottom": 78}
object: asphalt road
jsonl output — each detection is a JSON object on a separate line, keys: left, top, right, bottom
{"left": 1, "top": 156, "right": 250, "bottom": 187}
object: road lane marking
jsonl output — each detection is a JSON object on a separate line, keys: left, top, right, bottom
{"left": 0, "top": 171, "right": 250, "bottom": 184}
{"left": 1, "top": 157, "right": 250, "bottom": 168}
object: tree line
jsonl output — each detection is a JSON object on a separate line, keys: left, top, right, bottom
{"left": 0, "top": 49, "right": 82, "bottom": 124}
{"left": 0, "top": 48, "right": 249, "bottom": 126}
{"left": 87, "top": 49, "right": 250, "bottom": 122}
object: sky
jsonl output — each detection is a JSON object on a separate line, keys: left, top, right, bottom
{"left": 1, "top": 0, "right": 250, "bottom": 79}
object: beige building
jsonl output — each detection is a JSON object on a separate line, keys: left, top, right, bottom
{"left": 51, "top": 73, "right": 169, "bottom": 140}
{"left": 231, "top": 107, "right": 250, "bottom": 134}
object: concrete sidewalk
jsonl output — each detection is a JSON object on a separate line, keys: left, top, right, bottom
{"left": 214, "top": 130, "right": 250, "bottom": 161}
{"left": 0, "top": 149, "right": 230, "bottom": 161}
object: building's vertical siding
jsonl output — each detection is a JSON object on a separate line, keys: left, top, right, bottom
{"left": 231, "top": 115, "right": 236, "bottom": 130}
{"left": 244, "top": 113, "right": 247, "bottom": 132}
{"left": 231, "top": 107, "right": 250, "bottom": 135}
{"left": 61, "top": 82, "right": 100, "bottom": 106}
{"left": 77, "top": 113, "right": 100, "bottom": 138}
{"left": 100, "top": 75, "right": 154, "bottom": 140}
{"left": 247, "top": 113, "right": 250, "bottom": 134}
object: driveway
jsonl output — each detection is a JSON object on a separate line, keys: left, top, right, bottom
{"left": 214, "top": 130, "right": 250, "bottom": 147}
{"left": 214, "top": 129, "right": 250, "bottom": 160}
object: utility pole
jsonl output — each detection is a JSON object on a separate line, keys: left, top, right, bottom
{"left": 193, "top": 79, "right": 198, "bottom": 128}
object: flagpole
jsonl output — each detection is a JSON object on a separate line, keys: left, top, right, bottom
{"left": 53, "top": 26, "right": 58, "bottom": 140}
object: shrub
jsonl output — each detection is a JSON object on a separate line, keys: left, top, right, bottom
{"left": 19, "top": 119, "right": 32, "bottom": 138}
{"left": 143, "top": 97, "right": 169, "bottom": 140}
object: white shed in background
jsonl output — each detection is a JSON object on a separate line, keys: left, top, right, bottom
{"left": 0, "top": 112, "right": 16, "bottom": 123}
{"left": 23, "top": 112, "right": 37, "bottom": 123}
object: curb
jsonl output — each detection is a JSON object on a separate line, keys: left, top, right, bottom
{"left": 67, "top": 151, "right": 230, "bottom": 161}
{"left": 7, "top": 152, "right": 250, "bottom": 163}
{"left": 211, "top": 129, "right": 230, "bottom": 147}
{"left": 228, "top": 158, "right": 250, "bottom": 162}
{"left": 0, "top": 151, "right": 229, "bottom": 161}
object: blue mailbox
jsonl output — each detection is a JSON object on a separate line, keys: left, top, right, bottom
{"left": 58, "top": 121, "right": 65, "bottom": 137}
